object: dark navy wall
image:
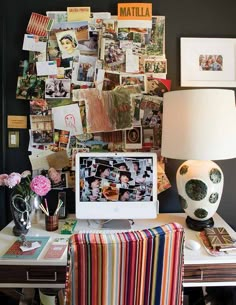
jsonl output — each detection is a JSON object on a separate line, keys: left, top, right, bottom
{"left": 1, "top": 0, "right": 236, "bottom": 229}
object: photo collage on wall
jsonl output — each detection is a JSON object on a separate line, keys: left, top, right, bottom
{"left": 16, "top": 5, "right": 171, "bottom": 193}
{"left": 79, "top": 156, "right": 154, "bottom": 202}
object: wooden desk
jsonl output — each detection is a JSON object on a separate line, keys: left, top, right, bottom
{"left": 0, "top": 213, "right": 235, "bottom": 288}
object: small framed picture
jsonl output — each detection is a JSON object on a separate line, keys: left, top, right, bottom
{"left": 181, "top": 37, "right": 236, "bottom": 87}
{"left": 125, "top": 126, "right": 142, "bottom": 149}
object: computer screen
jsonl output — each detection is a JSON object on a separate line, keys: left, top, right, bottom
{"left": 75, "top": 152, "right": 158, "bottom": 220}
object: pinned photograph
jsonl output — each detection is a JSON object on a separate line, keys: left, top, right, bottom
{"left": 144, "top": 58, "right": 167, "bottom": 74}
{"left": 45, "top": 79, "right": 71, "bottom": 99}
{"left": 48, "top": 168, "right": 68, "bottom": 189}
{"left": 72, "top": 55, "right": 97, "bottom": 84}
{"left": 120, "top": 74, "right": 145, "bottom": 91}
{"left": 102, "top": 72, "right": 120, "bottom": 90}
{"left": 30, "top": 99, "right": 48, "bottom": 115}
{"left": 146, "top": 77, "right": 171, "bottom": 97}
{"left": 16, "top": 75, "right": 46, "bottom": 100}
{"left": 77, "top": 31, "right": 99, "bottom": 55}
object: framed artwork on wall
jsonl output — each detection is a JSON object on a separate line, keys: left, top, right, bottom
{"left": 180, "top": 37, "right": 236, "bottom": 87}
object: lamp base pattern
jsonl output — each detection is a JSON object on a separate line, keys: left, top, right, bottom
{"left": 177, "top": 160, "right": 223, "bottom": 226}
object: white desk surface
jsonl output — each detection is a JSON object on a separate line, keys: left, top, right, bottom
{"left": 0, "top": 212, "right": 235, "bottom": 267}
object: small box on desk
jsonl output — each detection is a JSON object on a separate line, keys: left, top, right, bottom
{"left": 60, "top": 219, "right": 77, "bottom": 234}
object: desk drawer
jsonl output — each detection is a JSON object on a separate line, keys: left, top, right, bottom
{"left": 0, "top": 265, "right": 66, "bottom": 284}
{"left": 184, "top": 263, "right": 236, "bottom": 283}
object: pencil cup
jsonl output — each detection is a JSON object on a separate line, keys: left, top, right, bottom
{"left": 45, "top": 215, "right": 59, "bottom": 231}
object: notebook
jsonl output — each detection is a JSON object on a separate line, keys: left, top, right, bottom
{"left": 204, "top": 227, "right": 235, "bottom": 248}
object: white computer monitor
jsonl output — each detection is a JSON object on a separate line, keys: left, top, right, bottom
{"left": 75, "top": 152, "right": 158, "bottom": 224}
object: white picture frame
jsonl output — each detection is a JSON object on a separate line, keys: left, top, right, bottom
{"left": 181, "top": 37, "right": 236, "bottom": 87}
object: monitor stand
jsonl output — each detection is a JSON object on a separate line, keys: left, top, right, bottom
{"left": 102, "top": 219, "right": 131, "bottom": 230}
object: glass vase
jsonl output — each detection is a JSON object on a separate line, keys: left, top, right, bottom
{"left": 30, "top": 195, "right": 42, "bottom": 224}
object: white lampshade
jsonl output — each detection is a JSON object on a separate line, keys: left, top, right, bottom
{"left": 161, "top": 89, "right": 236, "bottom": 161}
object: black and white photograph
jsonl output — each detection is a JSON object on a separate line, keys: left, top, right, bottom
{"left": 45, "top": 78, "right": 71, "bottom": 99}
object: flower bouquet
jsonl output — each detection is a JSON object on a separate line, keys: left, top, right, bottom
{"left": 0, "top": 171, "right": 51, "bottom": 236}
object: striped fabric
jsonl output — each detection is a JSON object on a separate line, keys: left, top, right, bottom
{"left": 65, "top": 222, "right": 184, "bottom": 305}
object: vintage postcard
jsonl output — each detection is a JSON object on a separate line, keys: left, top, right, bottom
{"left": 120, "top": 73, "right": 145, "bottom": 91}
{"left": 22, "top": 34, "right": 47, "bottom": 53}
{"left": 102, "top": 39, "right": 126, "bottom": 72}
{"left": 102, "top": 19, "right": 118, "bottom": 40}
{"left": 144, "top": 57, "right": 167, "bottom": 74}
{"left": 46, "top": 11, "right": 67, "bottom": 24}
{"left": 49, "top": 21, "right": 89, "bottom": 42}
{"left": 36, "top": 61, "right": 57, "bottom": 76}
{"left": 30, "top": 114, "right": 53, "bottom": 131}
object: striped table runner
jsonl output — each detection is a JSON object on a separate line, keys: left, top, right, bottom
{"left": 65, "top": 222, "right": 184, "bottom": 305}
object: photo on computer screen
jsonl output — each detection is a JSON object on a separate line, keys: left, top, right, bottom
{"left": 78, "top": 155, "right": 154, "bottom": 202}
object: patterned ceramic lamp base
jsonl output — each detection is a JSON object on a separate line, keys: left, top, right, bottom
{"left": 177, "top": 160, "right": 224, "bottom": 231}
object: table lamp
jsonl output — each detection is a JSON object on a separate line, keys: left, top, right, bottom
{"left": 161, "top": 89, "right": 236, "bottom": 231}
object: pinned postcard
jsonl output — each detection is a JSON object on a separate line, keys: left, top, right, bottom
{"left": 67, "top": 7, "right": 91, "bottom": 21}
{"left": 52, "top": 104, "right": 83, "bottom": 136}
{"left": 26, "top": 12, "right": 53, "bottom": 36}
{"left": 22, "top": 34, "right": 47, "bottom": 53}
{"left": 36, "top": 61, "right": 57, "bottom": 76}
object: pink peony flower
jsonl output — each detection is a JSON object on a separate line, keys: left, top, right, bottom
{"left": 30, "top": 175, "right": 51, "bottom": 196}
{"left": 0, "top": 174, "right": 8, "bottom": 186}
{"left": 5, "top": 173, "right": 21, "bottom": 188}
